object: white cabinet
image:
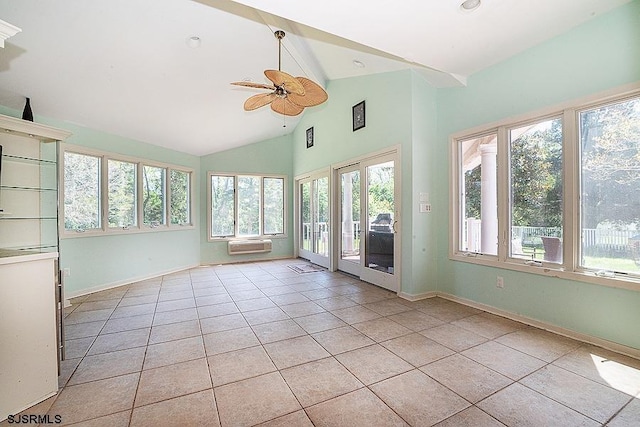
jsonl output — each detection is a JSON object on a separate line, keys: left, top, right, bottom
{"left": 0, "top": 114, "right": 71, "bottom": 421}
{"left": 0, "top": 253, "right": 59, "bottom": 421}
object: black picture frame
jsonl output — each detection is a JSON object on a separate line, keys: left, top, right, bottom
{"left": 352, "top": 100, "right": 365, "bottom": 131}
{"left": 306, "top": 127, "right": 314, "bottom": 148}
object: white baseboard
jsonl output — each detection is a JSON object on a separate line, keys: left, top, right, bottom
{"left": 398, "top": 291, "right": 438, "bottom": 301}
{"left": 64, "top": 263, "right": 199, "bottom": 305}
{"left": 435, "top": 292, "right": 640, "bottom": 360}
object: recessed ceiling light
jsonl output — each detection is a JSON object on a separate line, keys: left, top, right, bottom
{"left": 186, "top": 36, "right": 201, "bottom": 48}
{"left": 353, "top": 60, "right": 365, "bottom": 68}
{"left": 460, "top": 0, "right": 481, "bottom": 11}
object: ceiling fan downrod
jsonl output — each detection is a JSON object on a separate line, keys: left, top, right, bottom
{"left": 274, "top": 30, "right": 285, "bottom": 72}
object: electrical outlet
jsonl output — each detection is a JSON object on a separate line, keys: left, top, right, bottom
{"left": 496, "top": 276, "right": 504, "bottom": 288}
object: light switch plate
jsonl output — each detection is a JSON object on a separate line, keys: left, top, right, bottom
{"left": 419, "top": 203, "right": 431, "bottom": 213}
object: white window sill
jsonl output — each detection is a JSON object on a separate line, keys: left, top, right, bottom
{"left": 450, "top": 253, "right": 640, "bottom": 292}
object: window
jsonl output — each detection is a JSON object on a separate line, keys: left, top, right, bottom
{"left": 64, "top": 152, "right": 101, "bottom": 231}
{"left": 170, "top": 169, "right": 191, "bottom": 226}
{"left": 62, "top": 147, "right": 193, "bottom": 235}
{"left": 579, "top": 97, "right": 640, "bottom": 276}
{"left": 263, "top": 177, "right": 284, "bottom": 234}
{"left": 210, "top": 175, "right": 235, "bottom": 237}
{"left": 459, "top": 133, "right": 498, "bottom": 255}
{"left": 509, "top": 118, "right": 563, "bottom": 263}
{"left": 452, "top": 90, "right": 640, "bottom": 285}
{"left": 238, "top": 175, "right": 260, "bottom": 237}
{"left": 209, "top": 173, "right": 286, "bottom": 239}
{"left": 108, "top": 159, "right": 137, "bottom": 228}
{"left": 142, "top": 165, "right": 166, "bottom": 227}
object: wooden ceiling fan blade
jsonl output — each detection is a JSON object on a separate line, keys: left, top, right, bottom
{"left": 288, "top": 77, "right": 328, "bottom": 107}
{"left": 271, "top": 97, "right": 304, "bottom": 116}
{"left": 264, "top": 70, "right": 305, "bottom": 95}
{"left": 244, "top": 93, "right": 276, "bottom": 111}
{"left": 231, "top": 81, "right": 275, "bottom": 90}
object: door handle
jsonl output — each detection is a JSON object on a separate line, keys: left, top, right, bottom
{"left": 392, "top": 220, "right": 398, "bottom": 233}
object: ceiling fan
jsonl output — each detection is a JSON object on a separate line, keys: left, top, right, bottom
{"left": 231, "top": 30, "right": 328, "bottom": 116}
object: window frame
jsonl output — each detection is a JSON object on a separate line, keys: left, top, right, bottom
{"left": 62, "top": 151, "right": 103, "bottom": 233}
{"left": 450, "top": 85, "right": 640, "bottom": 291}
{"left": 107, "top": 158, "right": 138, "bottom": 230}
{"left": 207, "top": 171, "right": 287, "bottom": 241}
{"left": 61, "top": 144, "right": 194, "bottom": 237}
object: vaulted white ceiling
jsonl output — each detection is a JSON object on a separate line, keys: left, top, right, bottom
{"left": 0, "top": 0, "right": 629, "bottom": 155}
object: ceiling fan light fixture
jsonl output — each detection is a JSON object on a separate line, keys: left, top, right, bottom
{"left": 460, "top": 0, "right": 481, "bottom": 11}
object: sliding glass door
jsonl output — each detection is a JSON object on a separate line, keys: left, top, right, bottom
{"left": 336, "top": 152, "right": 400, "bottom": 292}
{"left": 298, "top": 173, "right": 330, "bottom": 268}
{"left": 338, "top": 165, "right": 361, "bottom": 276}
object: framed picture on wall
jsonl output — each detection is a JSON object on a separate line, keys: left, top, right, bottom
{"left": 352, "top": 101, "right": 365, "bottom": 131}
{"left": 306, "top": 127, "right": 314, "bottom": 148}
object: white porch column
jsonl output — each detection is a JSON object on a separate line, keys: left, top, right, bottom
{"left": 479, "top": 144, "right": 498, "bottom": 255}
{"left": 342, "top": 172, "right": 354, "bottom": 253}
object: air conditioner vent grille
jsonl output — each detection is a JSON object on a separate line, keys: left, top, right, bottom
{"left": 228, "top": 239, "right": 272, "bottom": 255}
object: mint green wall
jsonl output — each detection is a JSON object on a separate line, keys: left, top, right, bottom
{"left": 291, "top": 70, "right": 426, "bottom": 295}
{"left": 0, "top": 106, "right": 201, "bottom": 296}
{"left": 199, "top": 134, "right": 295, "bottom": 264}
{"left": 435, "top": 1, "right": 640, "bottom": 350}
{"left": 291, "top": 71, "right": 413, "bottom": 174}
{"left": 410, "top": 74, "right": 438, "bottom": 295}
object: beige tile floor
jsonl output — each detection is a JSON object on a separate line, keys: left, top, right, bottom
{"left": 4, "top": 259, "right": 640, "bottom": 426}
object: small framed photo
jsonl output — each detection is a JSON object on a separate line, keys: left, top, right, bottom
{"left": 306, "top": 126, "right": 314, "bottom": 148}
{"left": 352, "top": 100, "right": 365, "bottom": 131}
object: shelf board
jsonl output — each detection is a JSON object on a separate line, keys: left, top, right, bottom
{"left": 0, "top": 114, "right": 71, "bottom": 142}
{"left": 2, "top": 153, "right": 57, "bottom": 165}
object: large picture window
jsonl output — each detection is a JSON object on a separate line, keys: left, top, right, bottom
{"left": 209, "top": 173, "right": 286, "bottom": 239}
{"left": 452, "top": 90, "right": 640, "bottom": 285}
{"left": 579, "top": 97, "right": 640, "bottom": 276}
{"left": 63, "top": 148, "right": 193, "bottom": 235}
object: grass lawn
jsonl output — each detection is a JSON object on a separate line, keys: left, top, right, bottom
{"left": 521, "top": 246, "right": 639, "bottom": 273}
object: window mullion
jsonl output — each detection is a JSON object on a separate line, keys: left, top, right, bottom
{"left": 166, "top": 168, "right": 172, "bottom": 228}
{"left": 259, "top": 177, "right": 264, "bottom": 236}
{"left": 563, "top": 109, "right": 578, "bottom": 272}
{"left": 234, "top": 176, "right": 239, "bottom": 237}
{"left": 496, "top": 126, "right": 509, "bottom": 262}
{"left": 100, "top": 155, "right": 107, "bottom": 232}
{"left": 137, "top": 162, "right": 143, "bottom": 230}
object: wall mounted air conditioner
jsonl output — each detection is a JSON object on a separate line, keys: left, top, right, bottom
{"left": 227, "top": 239, "right": 272, "bottom": 255}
